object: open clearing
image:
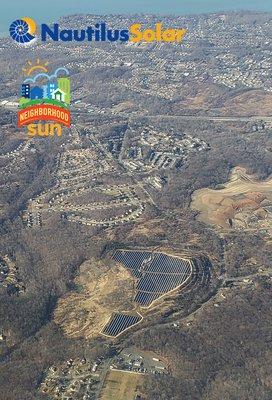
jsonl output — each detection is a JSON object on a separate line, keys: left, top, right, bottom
{"left": 191, "top": 167, "right": 272, "bottom": 233}
{"left": 54, "top": 259, "right": 137, "bottom": 339}
{"left": 100, "top": 370, "right": 144, "bottom": 400}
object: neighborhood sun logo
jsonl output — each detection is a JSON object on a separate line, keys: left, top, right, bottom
{"left": 9, "top": 17, "right": 37, "bottom": 46}
{"left": 18, "top": 59, "right": 71, "bottom": 137}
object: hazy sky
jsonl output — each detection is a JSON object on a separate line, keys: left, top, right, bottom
{"left": 1, "top": 0, "right": 272, "bottom": 34}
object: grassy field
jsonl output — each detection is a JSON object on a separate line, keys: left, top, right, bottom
{"left": 100, "top": 370, "right": 144, "bottom": 400}
{"left": 19, "top": 98, "right": 69, "bottom": 109}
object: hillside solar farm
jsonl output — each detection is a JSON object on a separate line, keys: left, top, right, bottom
{"left": 113, "top": 250, "right": 193, "bottom": 307}
{"left": 54, "top": 249, "right": 211, "bottom": 340}
{"left": 99, "top": 249, "right": 207, "bottom": 338}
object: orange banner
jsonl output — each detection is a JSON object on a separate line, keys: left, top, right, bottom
{"left": 18, "top": 104, "right": 71, "bottom": 127}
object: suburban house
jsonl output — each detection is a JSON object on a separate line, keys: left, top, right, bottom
{"left": 52, "top": 88, "right": 66, "bottom": 103}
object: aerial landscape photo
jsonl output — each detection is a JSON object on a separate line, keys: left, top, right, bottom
{"left": 0, "top": 0, "right": 271, "bottom": 399}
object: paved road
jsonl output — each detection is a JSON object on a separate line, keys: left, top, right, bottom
{"left": 145, "top": 114, "right": 272, "bottom": 123}
{"left": 72, "top": 108, "right": 272, "bottom": 123}
{"left": 1, "top": 103, "right": 271, "bottom": 124}
{"left": 96, "top": 359, "right": 111, "bottom": 399}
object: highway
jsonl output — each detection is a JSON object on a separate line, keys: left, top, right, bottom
{"left": 1, "top": 102, "right": 271, "bottom": 124}
{"left": 72, "top": 108, "right": 272, "bottom": 123}
{"left": 145, "top": 114, "right": 272, "bottom": 123}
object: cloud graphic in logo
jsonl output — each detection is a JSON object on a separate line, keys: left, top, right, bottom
{"left": 9, "top": 17, "right": 37, "bottom": 45}
{"left": 23, "top": 67, "right": 70, "bottom": 84}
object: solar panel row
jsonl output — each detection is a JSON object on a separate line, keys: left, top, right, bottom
{"left": 113, "top": 250, "right": 191, "bottom": 274}
{"left": 146, "top": 253, "right": 191, "bottom": 274}
{"left": 134, "top": 291, "right": 161, "bottom": 306}
{"left": 102, "top": 313, "right": 142, "bottom": 337}
{"left": 113, "top": 250, "right": 151, "bottom": 272}
{"left": 137, "top": 271, "right": 189, "bottom": 293}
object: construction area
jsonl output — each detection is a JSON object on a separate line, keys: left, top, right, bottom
{"left": 191, "top": 166, "right": 272, "bottom": 235}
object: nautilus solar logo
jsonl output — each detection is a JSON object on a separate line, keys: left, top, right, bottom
{"left": 9, "top": 17, "right": 37, "bottom": 46}
{"left": 9, "top": 17, "right": 187, "bottom": 45}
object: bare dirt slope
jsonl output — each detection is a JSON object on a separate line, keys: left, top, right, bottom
{"left": 54, "top": 259, "right": 137, "bottom": 339}
{"left": 191, "top": 166, "right": 272, "bottom": 232}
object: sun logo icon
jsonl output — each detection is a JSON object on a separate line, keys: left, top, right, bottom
{"left": 22, "top": 59, "right": 50, "bottom": 76}
{"left": 9, "top": 17, "right": 37, "bottom": 45}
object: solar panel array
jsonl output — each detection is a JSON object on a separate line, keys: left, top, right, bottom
{"left": 113, "top": 250, "right": 192, "bottom": 307}
{"left": 146, "top": 253, "right": 191, "bottom": 274}
{"left": 113, "top": 250, "right": 151, "bottom": 277}
{"left": 102, "top": 313, "right": 142, "bottom": 337}
{"left": 137, "top": 272, "right": 189, "bottom": 293}
{"left": 134, "top": 291, "right": 161, "bottom": 305}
